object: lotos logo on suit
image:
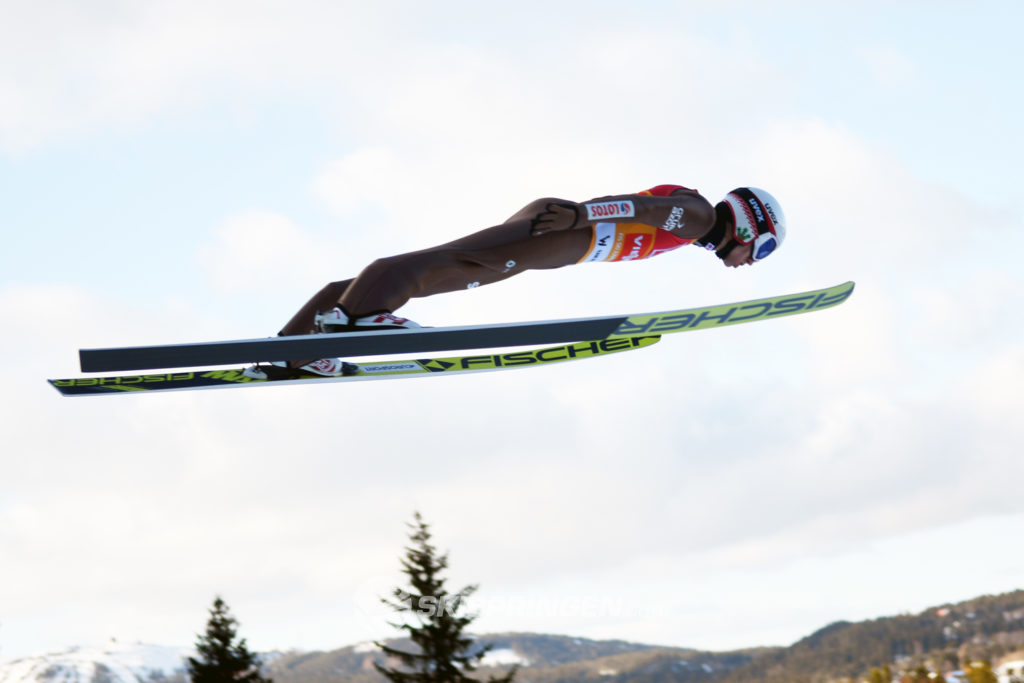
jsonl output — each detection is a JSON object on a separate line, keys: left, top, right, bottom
{"left": 585, "top": 200, "right": 636, "bottom": 220}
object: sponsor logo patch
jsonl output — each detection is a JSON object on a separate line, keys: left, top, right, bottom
{"left": 55, "top": 372, "right": 199, "bottom": 386}
{"left": 360, "top": 362, "right": 421, "bottom": 374}
{"left": 613, "top": 286, "right": 855, "bottom": 335}
{"left": 747, "top": 197, "right": 766, "bottom": 224}
{"left": 617, "top": 232, "right": 653, "bottom": 261}
{"left": 661, "top": 206, "right": 685, "bottom": 231}
{"left": 585, "top": 200, "right": 635, "bottom": 221}
{"left": 580, "top": 223, "right": 617, "bottom": 262}
{"left": 455, "top": 337, "right": 656, "bottom": 370}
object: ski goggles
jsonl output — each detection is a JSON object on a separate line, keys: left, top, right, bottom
{"left": 752, "top": 231, "right": 779, "bottom": 261}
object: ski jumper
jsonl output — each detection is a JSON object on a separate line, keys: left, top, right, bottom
{"left": 278, "top": 185, "right": 715, "bottom": 336}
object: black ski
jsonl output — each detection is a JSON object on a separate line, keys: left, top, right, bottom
{"left": 78, "top": 281, "right": 854, "bottom": 373}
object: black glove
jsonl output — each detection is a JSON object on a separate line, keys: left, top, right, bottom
{"left": 530, "top": 202, "right": 581, "bottom": 235}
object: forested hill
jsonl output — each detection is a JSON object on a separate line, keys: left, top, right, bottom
{"left": 340, "top": 590, "right": 1024, "bottom": 682}
{"left": 717, "top": 590, "right": 1024, "bottom": 682}
{"left": 257, "top": 591, "right": 1024, "bottom": 682}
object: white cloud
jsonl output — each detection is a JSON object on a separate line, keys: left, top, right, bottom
{"left": 0, "top": 0, "right": 391, "bottom": 151}
{"left": 196, "top": 210, "right": 322, "bottom": 294}
{"left": 313, "top": 148, "right": 404, "bottom": 216}
{"left": 960, "top": 343, "right": 1024, "bottom": 441}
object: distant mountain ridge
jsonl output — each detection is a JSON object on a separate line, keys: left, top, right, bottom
{"left": 0, "top": 643, "right": 192, "bottom": 683}
{"left": 262, "top": 634, "right": 766, "bottom": 683}
{"left": 3, "top": 589, "right": 1023, "bottom": 683}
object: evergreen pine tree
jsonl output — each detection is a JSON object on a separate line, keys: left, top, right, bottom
{"left": 187, "top": 596, "right": 272, "bottom": 683}
{"left": 374, "top": 512, "right": 517, "bottom": 683}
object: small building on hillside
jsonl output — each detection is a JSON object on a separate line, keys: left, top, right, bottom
{"left": 996, "top": 658, "right": 1024, "bottom": 683}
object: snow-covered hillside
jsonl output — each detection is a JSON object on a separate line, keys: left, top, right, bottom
{"left": 0, "top": 643, "right": 191, "bottom": 683}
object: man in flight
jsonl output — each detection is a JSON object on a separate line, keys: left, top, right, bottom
{"left": 263, "top": 184, "right": 786, "bottom": 377}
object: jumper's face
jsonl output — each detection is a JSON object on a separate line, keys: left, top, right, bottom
{"left": 722, "top": 240, "right": 754, "bottom": 267}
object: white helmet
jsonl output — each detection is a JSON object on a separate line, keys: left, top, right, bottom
{"left": 721, "top": 187, "right": 787, "bottom": 261}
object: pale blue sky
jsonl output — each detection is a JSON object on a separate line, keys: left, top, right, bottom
{"left": 5, "top": 2, "right": 1021, "bottom": 294}
{"left": 1, "top": 0, "right": 1022, "bottom": 662}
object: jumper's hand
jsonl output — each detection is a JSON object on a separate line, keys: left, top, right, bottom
{"left": 530, "top": 202, "right": 581, "bottom": 235}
